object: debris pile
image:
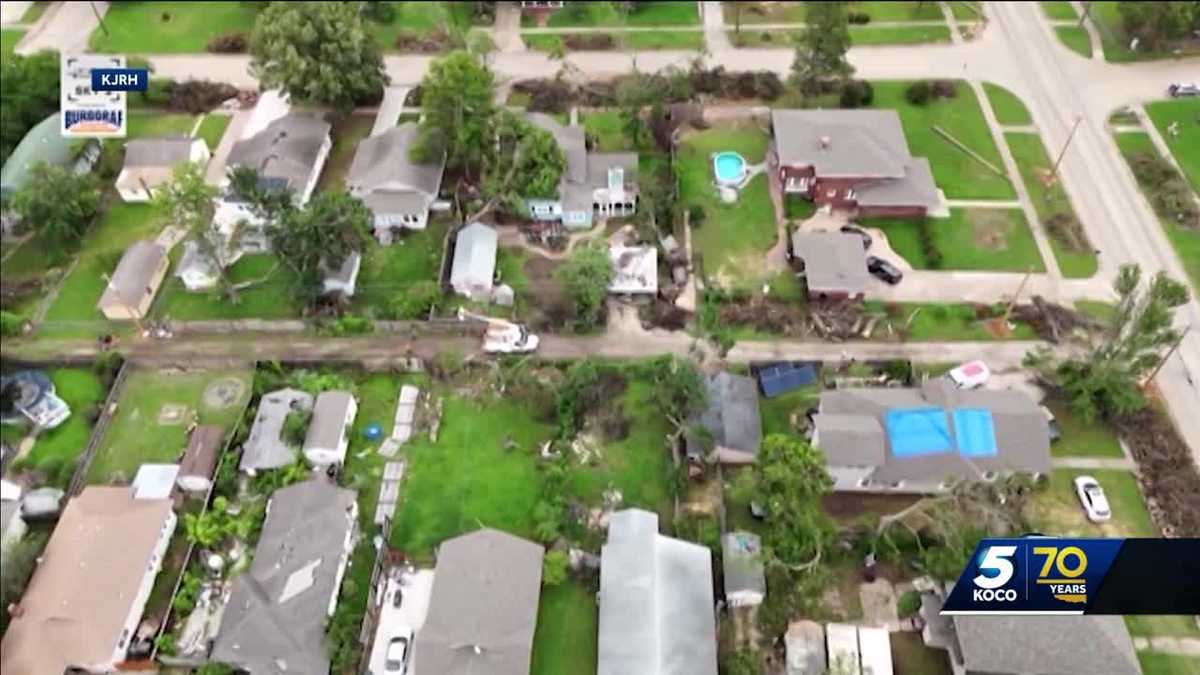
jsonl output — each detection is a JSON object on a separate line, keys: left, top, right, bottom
{"left": 1011, "top": 296, "right": 1103, "bottom": 343}
{"left": 1114, "top": 408, "right": 1200, "bottom": 537}
{"left": 718, "top": 296, "right": 809, "bottom": 336}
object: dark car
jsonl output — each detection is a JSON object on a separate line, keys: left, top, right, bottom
{"left": 867, "top": 256, "right": 903, "bottom": 285}
{"left": 840, "top": 225, "right": 872, "bottom": 250}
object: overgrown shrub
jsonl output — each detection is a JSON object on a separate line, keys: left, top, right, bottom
{"left": 362, "top": 0, "right": 396, "bottom": 23}
{"left": 322, "top": 314, "right": 374, "bottom": 336}
{"left": 168, "top": 80, "right": 240, "bottom": 113}
{"left": 564, "top": 33, "right": 615, "bottom": 50}
{"left": 388, "top": 280, "right": 442, "bottom": 319}
{"left": 394, "top": 29, "right": 445, "bottom": 53}
{"left": 848, "top": 11, "right": 871, "bottom": 24}
{"left": 904, "top": 80, "right": 933, "bottom": 105}
{"left": 688, "top": 204, "right": 706, "bottom": 227}
{"left": 205, "top": 32, "right": 247, "bottom": 53}
{"left": 918, "top": 218, "right": 943, "bottom": 268}
{"left": 931, "top": 79, "right": 958, "bottom": 99}
{"left": 93, "top": 141, "right": 125, "bottom": 183}
{"left": 1130, "top": 152, "right": 1199, "bottom": 228}
{"left": 839, "top": 80, "right": 874, "bottom": 108}
{"left": 542, "top": 550, "right": 569, "bottom": 586}
{"left": 898, "top": 589, "right": 922, "bottom": 617}
{"left": 0, "top": 310, "right": 23, "bottom": 337}
{"left": 1046, "top": 212, "right": 1087, "bottom": 250}
{"left": 138, "top": 78, "right": 176, "bottom": 107}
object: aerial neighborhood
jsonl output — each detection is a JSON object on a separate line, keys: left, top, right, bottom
{"left": 1, "top": 2, "right": 1198, "bottom": 675}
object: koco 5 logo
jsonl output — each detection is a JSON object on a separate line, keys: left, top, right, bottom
{"left": 972, "top": 545, "right": 1018, "bottom": 601}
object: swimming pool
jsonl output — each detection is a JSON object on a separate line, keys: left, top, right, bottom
{"left": 713, "top": 151, "right": 747, "bottom": 186}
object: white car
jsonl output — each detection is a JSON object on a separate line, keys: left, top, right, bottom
{"left": 946, "top": 360, "right": 990, "bottom": 389}
{"left": 1073, "top": 475, "right": 1112, "bottom": 523}
{"left": 1167, "top": 82, "right": 1199, "bottom": 97}
{"left": 384, "top": 627, "right": 414, "bottom": 673}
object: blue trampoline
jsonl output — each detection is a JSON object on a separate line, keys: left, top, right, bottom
{"left": 952, "top": 408, "right": 997, "bottom": 457}
{"left": 886, "top": 408, "right": 952, "bottom": 457}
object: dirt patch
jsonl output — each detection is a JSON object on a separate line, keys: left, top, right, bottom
{"left": 522, "top": 255, "right": 570, "bottom": 329}
{"left": 969, "top": 209, "right": 1012, "bottom": 251}
{"left": 203, "top": 376, "right": 246, "bottom": 410}
{"left": 1026, "top": 491, "right": 1134, "bottom": 538}
{"left": 157, "top": 403, "right": 190, "bottom": 426}
{"left": 822, "top": 493, "right": 922, "bottom": 523}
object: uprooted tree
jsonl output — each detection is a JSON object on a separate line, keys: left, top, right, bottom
{"left": 152, "top": 162, "right": 226, "bottom": 294}
{"left": 270, "top": 191, "right": 373, "bottom": 309}
{"left": 1024, "top": 263, "right": 1189, "bottom": 422}
{"left": 555, "top": 244, "right": 614, "bottom": 330}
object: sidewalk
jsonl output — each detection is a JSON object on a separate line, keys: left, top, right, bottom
{"left": 1050, "top": 457, "right": 1135, "bottom": 470}
{"left": 16, "top": 0, "right": 104, "bottom": 55}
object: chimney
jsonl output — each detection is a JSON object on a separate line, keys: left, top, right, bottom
{"left": 819, "top": 136, "right": 832, "bottom": 150}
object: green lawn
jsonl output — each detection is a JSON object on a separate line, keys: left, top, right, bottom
{"left": 760, "top": 385, "right": 820, "bottom": 437}
{"left": 1055, "top": 25, "right": 1093, "bottom": 58}
{"left": 1137, "top": 652, "right": 1200, "bottom": 675}
{"left": 127, "top": 112, "right": 198, "bottom": 139}
{"left": 1089, "top": 1, "right": 1200, "bottom": 62}
{"left": 1074, "top": 300, "right": 1116, "bottom": 322}
{"left": 531, "top": 580, "right": 599, "bottom": 675}
{"left": 88, "top": 1, "right": 260, "bottom": 53}
{"left": 724, "top": 1, "right": 943, "bottom": 24}
{"left": 861, "top": 208, "right": 1045, "bottom": 272}
{"left": 874, "top": 81, "right": 1015, "bottom": 200}
{"left": 890, "top": 631, "right": 954, "bottom": 675}
{"left": 351, "top": 219, "right": 449, "bottom": 317}
{"left": 42, "top": 203, "right": 162, "bottom": 328}
{"left": 10, "top": 369, "right": 108, "bottom": 489}
{"left": 529, "top": 1, "right": 698, "bottom": 27}
{"left": 1039, "top": 1, "right": 1077, "bottom": 20}
{"left": 1, "top": 29, "right": 24, "bottom": 59}
{"left": 1144, "top": 98, "right": 1200, "bottom": 194}
{"left": 729, "top": 25, "right": 950, "bottom": 47}
{"left": 525, "top": 31, "right": 704, "bottom": 51}
{"left": 154, "top": 253, "right": 303, "bottom": 320}
{"left": 1046, "top": 399, "right": 1124, "bottom": 458}
{"left": 1028, "top": 469, "right": 1156, "bottom": 538}
{"left": 87, "top": 367, "right": 251, "bottom": 484}
{"left": 678, "top": 126, "right": 775, "bottom": 289}
{"left": 390, "top": 395, "right": 552, "bottom": 559}
{"left": 983, "top": 83, "right": 1033, "bottom": 126}
{"left": 195, "top": 114, "right": 232, "bottom": 154}
{"left": 367, "top": 2, "right": 476, "bottom": 50}
{"left": 1004, "top": 132, "right": 1098, "bottom": 278}
{"left": 582, "top": 112, "right": 627, "bottom": 152}
{"left": 1128, "top": 615, "right": 1200, "bottom": 640}
{"left": 863, "top": 301, "right": 1039, "bottom": 341}
{"left": 317, "top": 114, "right": 375, "bottom": 192}
{"left": 341, "top": 372, "right": 414, "bottom": 531}
{"left": 1112, "top": 131, "right": 1200, "bottom": 289}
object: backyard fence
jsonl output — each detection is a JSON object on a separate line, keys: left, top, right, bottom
{"left": 65, "top": 360, "right": 131, "bottom": 496}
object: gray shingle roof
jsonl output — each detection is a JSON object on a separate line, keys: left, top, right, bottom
{"left": 772, "top": 109, "right": 909, "bottom": 178}
{"left": 721, "top": 531, "right": 765, "bottom": 598}
{"left": 953, "top": 614, "right": 1140, "bottom": 674}
{"left": 586, "top": 152, "right": 639, "bottom": 189}
{"left": 211, "top": 479, "right": 357, "bottom": 675}
{"left": 179, "top": 425, "right": 223, "bottom": 482}
{"left": 303, "top": 391, "right": 354, "bottom": 453}
{"left": 413, "top": 529, "right": 544, "bottom": 675}
{"left": 816, "top": 379, "right": 1051, "bottom": 483}
{"left": 855, "top": 157, "right": 940, "bottom": 209}
{"left": 598, "top": 509, "right": 718, "bottom": 675}
{"left": 347, "top": 123, "right": 445, "bottom": 216}
{"left": 449, "top": 222, "right": 498, "bottom": 291}
{"left": 240, "top": 388, "right": 313, "bottom": 472}
{"left": 525, "top": 112, "right": 586, "bottom": 184}
{"left": 790, "top": 231, "right": 870, "bottom": 296}
{"left": 123, "top": 137, "right": 197, "bottom": 167}
{"left": 687, "top": 372, "right": 762, "bottom": 459}
{"left": 97, "top": 240, "right": 166, "bottom": 311}
{"left": 227, "top": 113, "right": 330, "bottom": 192}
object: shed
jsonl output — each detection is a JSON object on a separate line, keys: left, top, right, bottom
{"left": 449, "top": 222, "right": 497, "bottom": 300}
{"left": 177, "top": 425, "right": 224, "bottom": 494}
{"left": 785, "top": 620, "right": 827, "bottom": 675}
{"left": 132, "top": 463, "right": 181, "bottom": 500}
{"left": 857, "top": 627, "right": 894, "bottom": 675}
{"left": 721, "top": 531, "right": 765, "bottom": 607}
{"left": 303, "top": 391, "right": 357, "bottom": 467}
{"left": 756, "top": 362, "right": 819, "bottom": 398}
{"left": 826, "top": 623, "right": 861, "bottom": 675}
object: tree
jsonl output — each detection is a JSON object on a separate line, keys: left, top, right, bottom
{"left": 555, "top": 244, "right": 614, "bottom": 329}
{"left": 249, "top": 1, "right": 387, "bottom": 113}
{"left": 414, "top": 50, "right": 497, "bottom": 179}
{"left": 270, "top": 191, "right": 373, "bottom": 307}
{"left": 542, "top": 550, "right": 569, "bottom": 586}
{"left": 10, "top": 163, "right": 102, "bottom": 252}
{"left": 730, "top": 434, "right": 836, "bottom": 570}
{"left": 469, "top": 111, "right": 565, "bottom": 221}
{"left": 1, "top": 50, "right": 59, "bottom": 165}
{"left": 642, "top": 355, "right": 706, "bottom": 433}
{"left": 1117, "top": 1, "right": 1198, "bottom": 50}
{"left": 390, "top": 280, "right": 443, "bottom": 319}
{"left": 1025, "top": 264, "right": 1189, "bottom": 422}
{"left": 789, "top": 2, "right": 854, "bottom": 97}
{"left": 615, "top": 73, "right": 654, "bottom": 150}
{"left": 152, "top": 162, "right": 228, "bottom": 292}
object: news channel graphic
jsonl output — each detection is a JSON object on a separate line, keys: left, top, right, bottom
{"left": 941, "top": 537, "right": 1200, "bottom": 615}
{"left": 60, "top": 55, "right": 149, "bottom": 139}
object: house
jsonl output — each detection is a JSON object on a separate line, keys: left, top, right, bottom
{"left": 920, "top": 583, "right": 1140, "bottom": 675}
{"left": 211, "top": 478, "right": 357, "bottom": 675}
{"left": 812, "top": 379, "right": 1052, "bottom": 493}
{"left": 321, "top": 251, "right": 362, "bottom": 298}
{"left": 239, "top": 388, "right": 314, "bottom": 474}
{"left": 772, "top": 109, "right": 941, "bottom": 218}
{"left": 347, "top": 123, "right": 446, "bottom": 243}
{"left": 598, "top": 508, "right": 718, "bottom": 675}
{"left": 0, "top": 486, "right": 176, "bottom": 675}
{"left": 722, "top": 531, "right": 765, "bottom": 607}
{"left": 412, "top": 528, "right": 544, "bottom": 675}
{"left": 449, "top": 221, "right": 498, "bottom": 300}
{"left": 609, "top": 244, "right": 658, "bottom": 295}
{"left": 785, "top": 620, "right": 827, "bottom": 675}
{"left": 0, "top": 479, "right": 26, "bottom": 557}
{"left": 177, "top": 424, "right": 224, "bottom": 494}
{"left": 789, "top": 231, "right": 870, "bottom": 300}
{"left": 131, "top": 463, "right": 181, "bottom": 500}
{"left": 303, "top": 391, "right": 357, "bottom": 467}
{"left": 686, "top": 371, "right": 763, "bottom": 464}
{"left": 1, "top": 113, "right": 100, "bottom": 234}
{"left": 524, "top": 113, "right": 639, "bottom": 229}
{"left": 97, "top": 240, "right": 169, "bottom": 321}
{"left": 115, "top": 136, "right": 210, "bottom": 202}
{"left": 175, "top": 240, "right": 222, "bottom": 292}
{"left": 0, "top": 370, "right": 71, "bottom": 429}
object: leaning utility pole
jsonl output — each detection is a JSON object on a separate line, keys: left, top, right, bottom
{"left": 1050, "top": 116, "right": 1084, "bottom": 181}
{"left": 1144, "top": 325, "right": 1190, "bottom": 385}
{"left": 1003, "top": 266, "right": 1035, "bottom": 324}
{"left": 90, "top": 2, "right": 109, "bottom": 37}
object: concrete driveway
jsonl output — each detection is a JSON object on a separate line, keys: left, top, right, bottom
{"left": 366, "top": 567, "right": 434, "bottom": 675}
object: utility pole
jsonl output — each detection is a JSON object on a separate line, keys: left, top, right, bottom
{"left": 1050, "top": 116, "right": 1084, "bottom": 181}
{"left": 1003, "top": 266, "right": 1035, "bottom": 325}
{"left": 1078, "top": 2, "right": 1092, "bottom": 27}
{"left": 90, "top": 2, "right": 109, "bottom": 37}
{"left": 1144, "top": 325, "right": 1190, "bottom": 386}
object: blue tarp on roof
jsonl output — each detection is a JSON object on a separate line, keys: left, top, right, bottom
{"left": 886, "top": 408, "right": 953, "bottom": 456}
{"left": 952, "top": 408, "right": 998, "bottom": 457}
{"left": 757, "top": 362, "right": 818, "bottom": 398}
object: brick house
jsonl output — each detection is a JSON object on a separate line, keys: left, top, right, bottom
{"left": 771, "top": 109, "right": 942, "bottom": 218}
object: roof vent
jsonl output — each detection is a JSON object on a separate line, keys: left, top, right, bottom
{"left": 819, "top": 136, "right": 832, "bottom": 150}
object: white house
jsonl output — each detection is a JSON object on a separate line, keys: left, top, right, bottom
{"left": 347, "top": 123, "right": 447, "bottom": 243}
{"left": 303, "top": 391, "right": 357, "bottom": 467}
{"left": 449, "top": 222, "right": 498, "bottom": 301}
{"left": 0, "top": 487, "right": 176, "bottom": 675}
{"left": 116, "top": 137, "right": 210, "bottom": 202}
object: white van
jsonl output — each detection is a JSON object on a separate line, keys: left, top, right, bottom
{"left": 946, "top": 360, "right": 990, "bottom": 389}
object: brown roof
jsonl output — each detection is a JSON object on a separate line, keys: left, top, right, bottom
{"left": 179, "top": 424, "right": 224, "bottom": 479}
{"left": 1, "top": 487, "right": 175, "bottom": 675}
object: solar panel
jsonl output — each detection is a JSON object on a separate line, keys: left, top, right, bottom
{"left": 757, "top": 362, "right": 818, "bottom": 398}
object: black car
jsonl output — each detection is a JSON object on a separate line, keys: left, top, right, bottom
{"left": 840, "top": 225, "right": 872, "bottom": 250}
{"left": 867, "top": 256, "right": 903, "bottom": 285}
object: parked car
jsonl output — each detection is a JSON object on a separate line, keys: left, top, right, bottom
{"left": 1041, "top": 405, "right": 1062, "bottom": 443}
{"left": 866, "top": 256, "right": 903, "bottom": 285}
{"left": 1073, "top": 475, "right": 1112, "bottom": 523}
{"left": 1167, "top": 82, "right": 1199, "bottom": 97}
{"left": 385, "top": 627, "right": 414, "bottom": 673}
{"left": 946, "top": 360, "right": 990, "bottom": 389}
{"left": 840, "top": 224, "right": 873, "bottom": 251}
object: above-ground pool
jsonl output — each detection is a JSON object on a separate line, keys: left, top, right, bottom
{"left": 713, "top": 151, "right": 748, "bottom": 186}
